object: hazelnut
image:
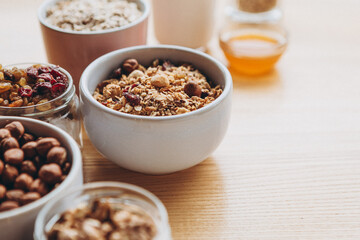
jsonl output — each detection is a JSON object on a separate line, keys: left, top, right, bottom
{"left": 22, "top": 141, "right": 37, "bottom": 159}
{"left": 47, "top": 146, "right": 67, "bottom": 166}
{"left": 20, "top": 192, "right": 41, "bottom": 205}
{"left": 20, "top": 133, "right": 35, "bottom": 145}
{"left": 101, "top": 222, "right": 114, "bottom": 236}
{"left": 0, "top": 184, "right": 6, "bottom": 200}
{"left": 0, "top": 128, "right": 11, "bottom": 141}
{"left": 92, "top": 199, "right": 111, "bottom": 221}
{"left": 60, "top": 175, "right": 66, "bottom": 182}
{"left": 21, "top": 160, "right": 37, "bottom": 177}
{"left": 6, "top": 189, "right": 24, "bottom": 202}
{"left": 151, "top": 74, "right": 169, "bottom": 88}
{"left": 36, "top": 137, "right": 60, "bottom": 156}
{"left": 39, "top": 163, "right": 62, "bottom": 185}
{"left": 0, "top": 160, "right": 4, "bottom": 175}
{"left": 2, "top": 164, "right": 19, "bottom": 185}
{"left": 0, "top": 201, "right": 19, "bottom": 212}
{"left": 122, "top": 59, "right": 139, "bottom": 74}
{"left": 128, "top": 70, "right": 145, "bottom": 79}
{"left": 5, "top": 121, "right": 25, "bottom": 139}
{"left": 30, "top": 179, "right": 49, "bottom": 196}
{"left": 14, "top": 173, "right": 33, "bottom": 191}
{"left": 32, "top": 155, "right": 45, "bottom": 169}
{"left": 4, "top": 148, "right": 24, "bottom": 165}
{"left": 184, "top": 81, "right": 202, "bottom": 97}
{"left": 63, "top": 162, "right": 71, "bottom": 175}
{"left": 82, "top": 218, "right": 104, "bottom": 239}
{"left": 1, "top": 137, "right": 19, "bottom": 151}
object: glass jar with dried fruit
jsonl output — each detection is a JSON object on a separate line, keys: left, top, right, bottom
{"left": 34, "top": 182, "right": 172, "bottom": 240}
{"left": 0, "top": 63, "right": 81, "bottom": 146}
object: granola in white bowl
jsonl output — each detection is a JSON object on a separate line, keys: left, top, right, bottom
{"left": 93, "top": 59, "right": 223, "bottom": 116}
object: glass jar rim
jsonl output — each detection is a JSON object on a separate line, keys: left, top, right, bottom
{"left": 34, "top": 181, "right": 171, "bottom": 240}
{"left": 0, "top": 62, "right": 75, "bottom": 116}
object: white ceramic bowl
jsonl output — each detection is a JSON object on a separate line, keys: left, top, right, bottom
{"left": 0, "top": 117, "right": 83, "bottom": 240}
{"left": 80, "top": 45, "right": 232, "bottom": 174}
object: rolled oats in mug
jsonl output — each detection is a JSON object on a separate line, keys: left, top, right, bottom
{"left": 46, "top": 0, "right": 143, "bottom": 32}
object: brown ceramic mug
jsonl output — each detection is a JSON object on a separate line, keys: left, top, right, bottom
{"left": 38, "top": 0, "right": 149, "bottom": 93}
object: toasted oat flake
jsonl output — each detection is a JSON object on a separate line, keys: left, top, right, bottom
{"left": 93, "top": 59, "right": 223, "bottom": 116}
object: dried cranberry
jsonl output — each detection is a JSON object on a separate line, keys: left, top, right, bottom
{"left": 50, "top": 79, "right": 57, "bottom": 85}
{"left": 111, "top": 68, "right": 122, "bottom": 78}
{"left": 162, "top": 60, "right": 174, "bottom": 71}
{"left": 26, "top": 67, "right": 38, "bottom": 79}
{"left": 123, "top": 92, "right": 140, "bottom": 106}
{"left": 38, "top": 66, "right": 52, "bottom": 74}
{"left": 123, "top": 87, "right": 129, "bottom": 93}
{"left": 131, "top": 84, "right": 138, "bottom": 89}
{"left": 51, "top": 83, "right": 66, "bottom": 97}
{"left": 18, "top": 88, "right": 33, "bottom": 97}
{"left": 50, "top": 68, "right": 68, "bottom": 85}
{"left": 38, "top": 73, "right": 55, "bottom": 83}
{"left": 50, "top": 68, "right": 64, "bottom": 79}
{"left": 33, "top": 82, "right": 52, "bottom": 94}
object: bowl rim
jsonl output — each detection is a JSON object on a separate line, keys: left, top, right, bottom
{"left": 37, "top": 0, "right": 150, "bottom": 35}
{"left": 34, "top": 181, "right": 170, "bottom": 239}
{"left": 0, "top": 62, "right": 74, "bottom": 112}
{"left": 0, "top": 116, "right": 82, "bottom": 219}
{"left": 80, "top": 45, "right": 233, "bottom": 121}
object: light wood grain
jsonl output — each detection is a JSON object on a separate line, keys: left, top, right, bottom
{"left": 1, "top": 0, "right": 360, "bottom": 239}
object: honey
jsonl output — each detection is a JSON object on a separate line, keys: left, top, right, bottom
{"left": 220, "top": 29, "right": 287, "bottom": 75}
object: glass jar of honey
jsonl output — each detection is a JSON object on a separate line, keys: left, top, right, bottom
{"left": 219, "top": 18, "right": 288, "bottom": 76}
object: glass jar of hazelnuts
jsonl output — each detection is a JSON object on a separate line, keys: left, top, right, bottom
{"left": 0, "top": 63, "right": 82, "bottom": 146}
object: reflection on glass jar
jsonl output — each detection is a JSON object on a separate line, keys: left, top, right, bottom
{"left": 34, "top": 182, "right": 172, "bottom": 240}
{"left": 0, "top": 63, "right": 82, "bottom": 146}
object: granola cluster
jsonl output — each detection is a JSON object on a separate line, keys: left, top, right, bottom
{"left": 93, "top": 59, "right": 223, "bottom": 116}
{"left": 47, "top": 198, "right": 157, "bottom": 240}
{"left": 0, "top": 64, "right": 69, "bottom": 108}
{"left": 46, "top": 0, "right": 142, "bottom": 32}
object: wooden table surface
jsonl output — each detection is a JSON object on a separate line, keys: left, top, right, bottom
{"left": 2, "top": 0, "right": 360, "bottom": 239}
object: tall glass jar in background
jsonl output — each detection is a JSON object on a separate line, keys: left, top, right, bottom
{"left": 0, "top": 63, "right": 82, "bottom": 146}
{"left": 34, "top": 182, "right": 172, "bottom": 240}
{"left": 152, "top": 0, "right": 216, "bottom": 49}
